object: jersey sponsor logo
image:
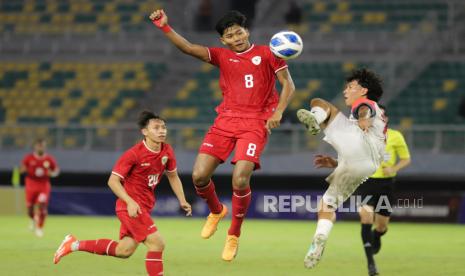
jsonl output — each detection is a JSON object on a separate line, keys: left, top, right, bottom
{"left": 228, "top": 58, "right": 240, "bottom": 63}
{"left": 251, "top": 56, "right": 261, "bottom": 65}
{"left": 202, "top": 142, "right": 214, "bottom": 148}
{"left": 161, "top": 156, "right": 168, "bottom": 165}
{"left": 35, "top": 167, "right": 45, "bottom": 177}
{"left": 141, "top": 162, "right": 150, "bottom": 167}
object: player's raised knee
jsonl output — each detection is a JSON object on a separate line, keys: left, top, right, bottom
{"left": 192, "top": 170, "right": 210, "bottom": 187}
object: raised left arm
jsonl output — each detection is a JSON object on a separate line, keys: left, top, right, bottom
{"left": 265, "top": 68, "right": 295, "bottom": 133}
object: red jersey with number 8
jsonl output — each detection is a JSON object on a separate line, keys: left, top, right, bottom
{"left": 111, "top": 140, "right": 177, "bottom": 212}
{"left": 207, "top": 44, "right": 288, "bottom": 120}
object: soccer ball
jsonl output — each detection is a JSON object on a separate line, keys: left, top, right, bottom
{"left": 269, "top": 31, "right": 303, "bottom": 60}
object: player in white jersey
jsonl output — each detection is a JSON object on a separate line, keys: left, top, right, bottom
{"left": 296, "top": 69, "right": 386, "bottom": 269}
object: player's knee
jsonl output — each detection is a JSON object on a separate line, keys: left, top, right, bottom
{"left": 376, "top": 224, "right": 388, "bottom": 233}
{"left": 192, "top": 170, "right": 210, "bottom": 187}
{"left": 146, "top": 237, "right": 165, "bottom": 252}
{"left": 359, "top": 213, "right": 373, "bottom": 224}
{"left": 116, "top": 245, "right": 135, "bottom": 258}
{"left": 232, "top": 175, "right": 250, "bottom": 190}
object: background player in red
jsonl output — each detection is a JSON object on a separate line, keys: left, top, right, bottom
{"left": 20, "top": 138, "right": 59, "bottom": 237}
{"left": 53, "top": 111, "right": 192, "bottom": 276}
{"left": 150, "top": 10, "right": 295, "bottom": 261}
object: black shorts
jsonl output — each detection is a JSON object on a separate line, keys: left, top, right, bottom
{"left": 354, "top": 177, "right": 395, "bottom": 217}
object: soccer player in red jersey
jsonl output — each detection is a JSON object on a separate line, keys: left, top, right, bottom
{"left": 20, "top": 138, "right": 59, "bottom": 237}
{"left": 150, "top": 10, "right": 295, "bottom": 261}
{"left": 53, "top": 111, "right": 192, "bottom": 276}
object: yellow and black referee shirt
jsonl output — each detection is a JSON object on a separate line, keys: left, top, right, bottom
{"left": 371, "top": 128, "right": 411, "bottom": 179}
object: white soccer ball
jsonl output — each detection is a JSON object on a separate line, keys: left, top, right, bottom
{"left": 269, "top": 31, "right": 303, "bottom": 60}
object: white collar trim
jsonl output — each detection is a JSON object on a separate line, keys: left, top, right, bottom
{"left": 236, "top": 44, "right": 255, "bottom": 55}
{"left": 143, "top": 140, "right": 161, "bottom": 153}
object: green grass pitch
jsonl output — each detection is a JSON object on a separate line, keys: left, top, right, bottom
{"left": 1, "top": 215, "right": 464, "bottom": 275}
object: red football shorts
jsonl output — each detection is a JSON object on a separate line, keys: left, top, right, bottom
{"left": 117, "top": 210, "right": 157, "bottom": 242}
{"left": 25, "top": 181, "right": 51, "bottom": 207}
{"left": 199, "top": 116, "right": 268, "bottom": 170}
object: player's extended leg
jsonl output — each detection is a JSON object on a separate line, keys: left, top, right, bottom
{"left": 359, "top": 205, "right": 379, "bottom": 276}
{"left": 304, "top": 200, "right": 336, "bottom": 269}
{"left": 25, "top": 188, "right": 37, "bottom": 232}
{"left": 297, "top": 98, "right": 340, "bottom": 134}
{"left": 53, "top": 235, "right": 135, "bottom": 264}
{"left": 27, "top": 205, "right": 36, "bottom": 231}
{"left": 193, "top": 153, "right": 228, "bottom": 239}
{"left": 372, "top": 214, "right": 390, "bottom": 254}
{"left": 34, "top": 202, "right": 47, "bottom": 237}
{"left": 143, "top": 231, "right": 165, "bottom": 276}
{"left": 222, "top": 160, "right": 254, "bottom": 262}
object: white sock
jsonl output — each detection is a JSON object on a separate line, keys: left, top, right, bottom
{"left": 314, "top": 219, "right": 333, "bottom": 239}
{"left": 310, "top": 106, "right": 328, "bottom": 124}
{"left": 71, "top": 241, "right": 79, "bottom": 251}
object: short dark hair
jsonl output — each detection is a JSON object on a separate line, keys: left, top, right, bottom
{"left": 346, "top": 69, "right": 383, "bottom": 102}
{"left": 215, "top": 10, "right": 247, "bottom": 36}
{"left": 137, "top": 110, "right": 164, "bottom": 129}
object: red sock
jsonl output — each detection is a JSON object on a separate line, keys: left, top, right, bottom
{"left": 78, "top": 239, "right": 118, "bottom": 256}
{"left": 228, "top": 187, "right": 252, "bottom": 237}
{"left": 195, "top": 180, "right": 223, "bottom": 214}
{"left": 145, "top": 251, "right": 163, "bottom": 276}
{"left": 37, "top": 204, "right": 47, "bottom": 228}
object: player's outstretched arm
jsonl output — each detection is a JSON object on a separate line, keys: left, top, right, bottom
{"left": 150, "top": 10, "right": 209, "bottom": 62}
{"left": 383, "top": 158, "right": 411, "bottom": 176}
{"left": 49, "top": 167, "right": 60, "bottom": 177}
{"left": 265, "top": 68, "right": 295, "bottom": 133}
{"left": 166, "top": 170, "right": 192, "bottom": 216}
{"left": 108, "top": 174, "right": 142, "bottom": 217}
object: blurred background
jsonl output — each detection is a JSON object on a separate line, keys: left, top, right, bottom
{"left": 0, "top": 0, "right": 464, "bottom": 223}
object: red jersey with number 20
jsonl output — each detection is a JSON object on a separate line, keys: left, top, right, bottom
{"left": 112, "top": 140, "right": 177, "bottom": 212}
{"left": 207, "top": 44, "right": 288, "bottom": 120}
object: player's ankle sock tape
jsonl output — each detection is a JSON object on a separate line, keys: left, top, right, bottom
{"left": 310, "top": 106, "right": 328, "bottom": 124}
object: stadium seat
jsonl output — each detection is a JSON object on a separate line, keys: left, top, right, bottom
{"left": 0, "top": 61, "right": 166, "bottom": 146}
{"left": 0, "top": 0, "right": 162, "bottom": 34}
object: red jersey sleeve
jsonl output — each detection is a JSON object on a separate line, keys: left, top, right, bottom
{"left": 112, "top": 150, "right": 137, "bottom": 179}
{"left": 207, "top": 47, "right": 224, "bottom": 66}
{"left": 166, "top": 145, "right": 177, "bottom": 172}
{"left": 267, "top": 48, "right": 288, "bottom": 74}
